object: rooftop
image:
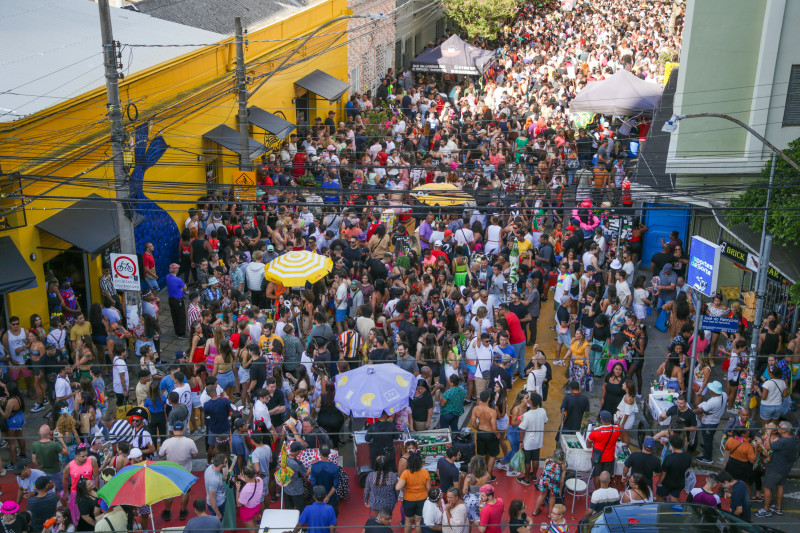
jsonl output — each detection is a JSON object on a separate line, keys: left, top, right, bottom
{"left": 0, "top": 0, "right": 224, "bottom": 123}
{"left": 134, "top": 0, "right": 327, "bottom": 34}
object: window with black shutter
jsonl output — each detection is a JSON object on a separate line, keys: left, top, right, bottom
{"left": 783, "top": 64, "right": 800, "bottom": 127}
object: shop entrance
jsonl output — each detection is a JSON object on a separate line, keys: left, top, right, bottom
{"left": 43, "top": 247, "right": 92, "bottom": 316}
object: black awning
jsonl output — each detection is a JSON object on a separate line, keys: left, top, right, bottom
{"left": 202, "top": 124, "right": 267, "bottom": 159}
{"left": 295, "top": 70, "right": 350, "bottom": 102}
{"left": 712, "top": 207, "right": 798, "bottom": 284}
{"left": 248, "top": 107, "right": 294, "bottom": 140}
{"left": 35, "top": 194, "right": 143, "bottom": 255}
{"left": 0, "top": 236, "right": 37, "bottom": 293}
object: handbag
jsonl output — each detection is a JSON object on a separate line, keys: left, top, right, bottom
{"left": 115, "top": 399, "right": 129, "bottom": 421}
{"left": 509, "top": 449, "right": 526, "bottom": 473}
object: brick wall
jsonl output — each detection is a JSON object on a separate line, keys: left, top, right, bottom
{"left": 347, "top": 0, "right": 396, "bottom": 96}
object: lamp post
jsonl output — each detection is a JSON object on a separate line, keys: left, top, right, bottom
{"left": 236, "top": 13, "right": 388, "bottom": 170}
{"left": 662, "top": 113, "right": 793, "bottom": 399}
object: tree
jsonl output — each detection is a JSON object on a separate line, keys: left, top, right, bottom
{"left": 440, "top": 0, "right": 521, "bottom": 41}
{"left": 728, "top": 136, "right": 800, "bottom": 302}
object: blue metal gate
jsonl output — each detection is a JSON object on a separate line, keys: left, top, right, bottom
{"left": 641, "top": 203, "right": 691, "bottom": 267}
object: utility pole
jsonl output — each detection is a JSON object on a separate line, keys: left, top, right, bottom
{"left": 98, "top": 0, "right": 140, "bottom": 315}
{"left": 235, "top": 17, "right": 251, "bottom": 171}
{"left": 744, "top": 152, "right": 777, "bottom": 399}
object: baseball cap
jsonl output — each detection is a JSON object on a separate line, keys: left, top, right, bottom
{"left": 172, "top": 421, "right": 185, "bottom": 431}
{"left": 234, "top": 418, "right": 247, "bottom": 429}
{"left": 599, "top": 410, "right": 613, "bottom": 422}
{"left": 313, "top": 485, "right": 327, "bottom": 500}
{"left": 290, "top": 441, "right": 305, "bottom": 453}
{"left": 444, "top": 230, "right": 453, "bottom": 237}
{"left": 267, "top": 245, "right": 275, "bottom": 252}
{"left": 500, "top": 354, "right": 513, "bottom": 365}
{"left": 643, "top": 437, "right": 656, "bottom": 450}
{"left": 12, "top": 460, "right": 29, "bottom": 475}
{"left": 434, "top": 240, "right": 443, "bottom": 247}
{"left": 129, "top": 448, "right": 143, "bottom": 459}
{"left": 45, "top": 342, "right": 56, "bottom": 350}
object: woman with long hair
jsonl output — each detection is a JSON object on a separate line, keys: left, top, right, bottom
{"left": 364, "top": 455, "right": 398, "bottom": 514}
{"left": 460, "top": 455, "right": 490, "bottom": 524}
{"left": 184, "top": 364, "right": 204, "bottom": 432}
{"left": 315, "top": 382, "right": 346, "bottom": 447}
{"left": 144, "top": 381, "right": 166, "bottom": 448}
{"left": 235, "top": 463, "right": 264, "bottom": 529}
{"left": 187, "top": 321, "right": 206, "bottom": 369}
{"left": 75, "top": 477, "right": 102, "bottom": 531}
{"left": 54, "top": 410, "right": 80, "bottom": 468}
{"left": 25, "top": 329, "right": 47, "bottom": 411}
{"left": 601, "top": 361, "right": 627, "bottom": 415}
{"left": 657, "top": 351, "right": 685, "bottom": 394}
{"left": 532, "top": 448, "right": 566, "bottom": 516}
{"left": 74, "top": 335, "right": 96, "bottom": 382}
{"left": 498, "top": 389, "right": 528, "bottom": 475}
{"left": 29, "top": 314, "right": 47, "bottom": 340}
{"left": 395, "top": 451, "right": 431, "bottom": 533}
{"left": 620, "top": 473, "right": 653, "bottom": 505}
{"left": 615, "top": 379, "right": 638, "bottom": 447}
{"left": 212, "top": 339, "right": 236, "bottom": 397}
{"left": 1, "top": 382, "right": 26, "bottom": 460}
{"left": 204, "top": 325, "right": 224, "bottom": 377}
{"left": 74, "top": 377, "right": 98, "bottom": 441}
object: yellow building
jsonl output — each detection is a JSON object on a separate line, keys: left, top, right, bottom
{"left": 0, "top": 0, "right": 354, "bottom": 326}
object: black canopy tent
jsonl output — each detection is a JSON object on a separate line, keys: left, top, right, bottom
{"left": 411, "top": 35, "right": 495, "bottom": 76}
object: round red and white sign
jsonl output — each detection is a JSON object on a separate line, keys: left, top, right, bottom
{"left": 113, "top": 255, "right": 138, "bottom": 279}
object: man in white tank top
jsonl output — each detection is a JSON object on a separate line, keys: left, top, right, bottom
{"left": 3, "top": 316, "right": 31, "bottom": 384}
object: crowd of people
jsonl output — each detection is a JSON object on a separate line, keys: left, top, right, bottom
{"left": 1, "top": 0, "right": 800, "bottom": 532}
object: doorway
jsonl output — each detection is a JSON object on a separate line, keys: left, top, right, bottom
{"left": 44, "top": 247, "right": 91, "bottom": 315}
{"left": 295, "top": 93, "right": 312, "bottom": 136}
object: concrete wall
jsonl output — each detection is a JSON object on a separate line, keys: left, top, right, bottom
{"left": 347, "top": 0, "right": 397, "bottom": 95}
{"left": 667, "top": 0, "right": 800, "bottom": 180}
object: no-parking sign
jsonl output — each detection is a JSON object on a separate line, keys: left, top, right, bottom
{"left": 110, "top": 253, "right": 140, "bottom": 291}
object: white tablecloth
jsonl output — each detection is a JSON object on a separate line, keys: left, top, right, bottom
{"left": 260, "top": 509, "right": 300, "bottom": 533}
{"left": 560, "top": 433, "right": 625, "bottom": 476}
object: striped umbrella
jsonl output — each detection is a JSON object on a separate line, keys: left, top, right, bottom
{"left": 96, "top": 460, "right": 197, "bottom": 507}
{"left": 264, "top": 250, "right": 333, "bottom": 288}
{"left": 410, "top": 183, "right": 474, "bottom": 206}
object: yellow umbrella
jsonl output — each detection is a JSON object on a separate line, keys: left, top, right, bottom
{"left": 410, "top": 182, "right": 474, "bottom": 206}
{"left": 264, "top": 250, "right": 333, "bottom": 288}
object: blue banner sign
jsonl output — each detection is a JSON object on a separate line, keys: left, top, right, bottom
{"left": 687, "top": 236, "right": 720, "bottom": 297}
{"left": 701, "top": 316, "right": 739, "bottom": 333}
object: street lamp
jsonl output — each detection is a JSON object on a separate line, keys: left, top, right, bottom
{"left": 237, "top": 13, "right": 389, "bottom": 169}
{"left": 662, "top": 112, "right": 797, "bottom": 399}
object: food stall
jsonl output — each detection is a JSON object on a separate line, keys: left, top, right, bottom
{"left": 354, "top": 429, "right": 407, "bottom": 486}
{"left": 644, "top": 388, "right": 697, "bottom": 449}
{"left": 408, "top": 428, "right": 452, "bottom": 484}
{"left": 560, "top": 430, "right": 627, "bottom": 476}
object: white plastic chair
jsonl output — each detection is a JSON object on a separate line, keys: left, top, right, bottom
{"left": 564, "top": 469, "right": 592, "bottom": 513}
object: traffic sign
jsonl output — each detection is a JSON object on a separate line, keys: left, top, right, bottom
{"left": 233, "top": 170, "right": 256, "bottom": 201}
{"left": 110, "top": 253, "right": 140, "bottom": 291}
{"left": 701, "top": 316, "right": 739, "bottom": 333}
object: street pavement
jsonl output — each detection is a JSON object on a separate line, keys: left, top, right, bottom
{"left": 7, "top": 286, "right": 799, "bottom": 530}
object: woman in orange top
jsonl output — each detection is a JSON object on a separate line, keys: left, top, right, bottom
{"left": 395, "top": 452, "right": 431, "bottom": 533}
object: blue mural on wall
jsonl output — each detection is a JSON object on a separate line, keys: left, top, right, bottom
{"left": 130, "top": 123, "right": 178, "bottom": 289}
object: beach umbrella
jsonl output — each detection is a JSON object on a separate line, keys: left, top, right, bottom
{"left": 263, "top": 250, "right": 333, "bottom": 288}
{"left": 97, "top": 460, "right": 197, "bottom": 531}
{"left": 274, "top": 441, "right": 294, "bottom": 509}
{"left": 333, "top": 363, "right": 416, "bottom": 418}
{"left": 410, "top": 183, "right": 474, "bottom": 207}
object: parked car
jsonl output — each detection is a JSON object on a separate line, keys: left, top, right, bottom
{"left": 580, "top": 502, "right": 783, "bottom": 532}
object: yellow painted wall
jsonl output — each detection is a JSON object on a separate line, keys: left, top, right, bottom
{"left": 0, "top": 0, "right": 350, "bottom": 325}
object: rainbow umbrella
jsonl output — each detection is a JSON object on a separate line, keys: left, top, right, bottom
{"left": 97, "top": 460, "right": 197, "bottom": 522}
{"left": 274, "top": 442, "right": 294, "bottom": 509}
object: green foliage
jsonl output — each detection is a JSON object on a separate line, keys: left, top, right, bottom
{"left": 789, "top": 281, "right": 800, "bottom": 305}
{"left": 296, "top": 172, "right": 317, "bottom": 188}
{"left": 657, "top": 47, "right": 679, "bottom": 66}
{"left": 364, "top": 106, "right": 393, "bottom": 141}
{"left": 728, "top": 136, "right": 800, "bottom": 247}
{"left": 440, "top": 0, "right": 521, "bottom": 41}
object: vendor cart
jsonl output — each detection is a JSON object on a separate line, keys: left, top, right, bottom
{"left": 407, "top": 428, "right": 452, "bottom": 485}
{"left": 354, "top": 429, "right": 407, "bottom": 487}
{"left": 642, "top": 388, "right": 698, "bottom": 450}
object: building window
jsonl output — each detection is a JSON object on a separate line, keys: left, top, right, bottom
{"left": 350, "top": 66, "right": 360, "bottom": 94}
{"left": 395, "top": 41, "right": 402, "bottom": 73}
{"left": 784, "top": 64, "right": 800, "bottom": 127}
{"left": 435, "top": 18, "right": 445, "bottom": 39}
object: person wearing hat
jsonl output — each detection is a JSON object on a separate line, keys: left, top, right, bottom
{"left": 623, "top": 436, "right": 662, "bottom": 487}
{"left": 693, "top": 381, "right": 728, "bottom": 465}
{"left": 158, "top": 420, "right": 198, "bottom": 521}
{"left": 477, "top": 483, "right": 504, "bottom": 533}
{"left": 13, "top": 459, "right": 48, "bottom": 504}
{"left": 284, "top": 442, "right": 309, "bottom": 512}
{"left": 27, "top": 475, "right": 58, "bottom": 533}
{"left": 0, "top": 501, "right": 27, "bottom": 533}
{"left": 199, "top": 277, "right": 222, "bottom": 308}
{"left": 286, "top": 484, "right": 336, "bottom": 533}
{"left": 587, "top": 410, "right": 621, "bottom": 489}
